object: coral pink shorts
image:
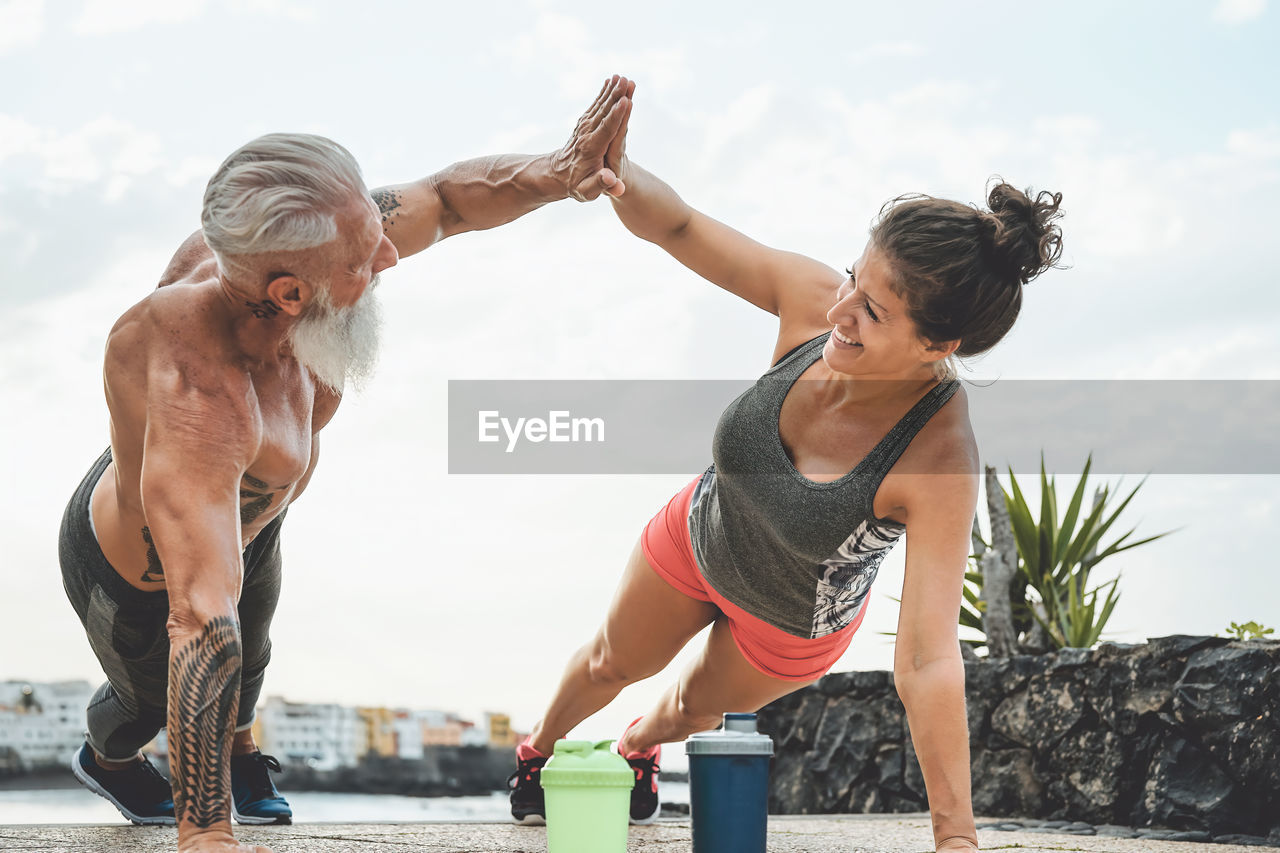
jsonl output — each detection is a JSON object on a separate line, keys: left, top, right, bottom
{"left": 640, "top": 476, "right": 867, "bottom": 682}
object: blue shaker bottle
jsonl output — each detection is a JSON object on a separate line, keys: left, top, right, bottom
{"left": 684, "top": 712, "right": 773, "bottom": 853}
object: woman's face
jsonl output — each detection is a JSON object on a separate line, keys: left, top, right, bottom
{"left": 822, "top": 242, "right": 941, "bottom": 379}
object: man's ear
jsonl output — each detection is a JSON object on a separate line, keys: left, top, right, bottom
{"left": 264, "top": 275, "right": 314, "bottom": 318}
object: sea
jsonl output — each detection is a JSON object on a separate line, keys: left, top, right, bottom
{"left": 0, "top": 783, "right": 691, "bottom": 824}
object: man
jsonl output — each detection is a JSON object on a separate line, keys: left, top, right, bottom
{"left": 59, "top": 76, "right": 633, "bottom": 853}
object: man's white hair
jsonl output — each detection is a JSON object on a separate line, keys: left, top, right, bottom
{"left": 201, "top": 132, "right": 368, "bottom": 268}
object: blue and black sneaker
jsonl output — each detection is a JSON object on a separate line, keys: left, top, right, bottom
{"left": 230, "top": 751, "right": 292, "bottom": 825}
{"left": 72, "top": 741, "right": 176, "bottom": 825}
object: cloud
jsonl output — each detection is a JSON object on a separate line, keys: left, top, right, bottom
{"left": 1226, "top": 125, "right": 1280, "bottom": 160}
{"left": 1212, "top": 0, "right": 1267, "bottom": 23}
{"left": 0, "top": 0, "right": 43, "bottom": 53}
{"left": 0, "top": 114, "right": 164, "bottom": 194}
{"left": 695, "top": 84, "right": 777, "bottom": 168}
{"left": 226, "top": 0, "right": 314, "bottom": 20}
{"left": 499, "top": 10, "right": 690, "bottom": 100}
{"left": 72, "top": 0, "right": 311, "bottom": 35}
{"left": 850, "top": 41, "right": 926, "bottom": 64}
{"left": 73, "top": 0, "right": 208, "bottom": 35}
{"left": 1105, "top": 324, "right": 1280, "bottom": 380}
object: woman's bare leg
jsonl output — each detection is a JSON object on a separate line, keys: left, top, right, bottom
{"left": 617, "top": 617, "right": 815, "bottom": 755}
{"left": 528, "top": 538, "right": 718, "bottom": 755}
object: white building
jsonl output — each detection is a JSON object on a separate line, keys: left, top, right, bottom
{"left": 0, "top": 680, "right": 93, "bottom": 771}
{"left": 255, "top": 696, "right": 360, "bottom": 772}
{"left": 418, "top": 709, "right": 464, "bottom": 746}
{"left": 391, "top": 711, "right": 424, "bottom": 760}
{"left": 460, "top": 718, "right": 490, "bottom": 747}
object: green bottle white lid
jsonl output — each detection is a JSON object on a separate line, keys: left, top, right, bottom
{"left": 540, "top": 739, "right": 635, "bottom": 788}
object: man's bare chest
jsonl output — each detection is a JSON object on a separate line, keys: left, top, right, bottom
{"left": 239, "top": 371, "right": 337, "bottom": 517}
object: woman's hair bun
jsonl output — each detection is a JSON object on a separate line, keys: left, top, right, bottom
{"left": 982, "top": 179, "right": 1064, "bottom": 285}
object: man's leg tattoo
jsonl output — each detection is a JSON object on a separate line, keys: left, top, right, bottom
{"left": 167, "top": 615, "right": 241, "bottom": 829}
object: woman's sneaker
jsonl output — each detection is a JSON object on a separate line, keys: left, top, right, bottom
{"left": 230, "top": 751, "right": 293, "bottom": 825}
{"left": 71, "top": 741, "right": 176, "bottom": 825}
{"left": 624, "top": 744, "right": 661, "bottom": 824}
{"left": 507, "top": 739, "right": 549, "bottom": 825}
{"left": 620, "top": 718, "right": 661, "bottom": 825}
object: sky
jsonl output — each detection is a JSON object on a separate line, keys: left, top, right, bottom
{"left": 0, "top": 0, "right": 1277, "bottom": 765}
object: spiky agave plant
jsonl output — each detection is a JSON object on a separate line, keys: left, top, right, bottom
{"left": 964, "top": 454, "right": 1175, "bottom": 652}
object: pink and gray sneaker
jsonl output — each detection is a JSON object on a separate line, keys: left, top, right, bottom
{"left": 620, "top": 718, "right": 661, "bottom": 825}
{"left": 507, "top": 737, "right": 549, "bottom": 825}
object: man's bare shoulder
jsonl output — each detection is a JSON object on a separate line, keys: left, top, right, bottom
{"left": 157, "top": 229, "right": 217, "bottom": 288}
{"left": 105, "top": 283, "right": 249, "bottom": 398}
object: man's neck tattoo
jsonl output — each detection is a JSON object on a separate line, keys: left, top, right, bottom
{"left": 244, "top": 299, "right": 281, "bottom": 320}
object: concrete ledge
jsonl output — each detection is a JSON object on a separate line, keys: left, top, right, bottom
{"left": 0, "top": 815, "right": 1263, "bottom": 852}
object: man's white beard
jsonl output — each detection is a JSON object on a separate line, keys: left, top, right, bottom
{"left": 288, "top": 275, "right": 382, "bottom": 394}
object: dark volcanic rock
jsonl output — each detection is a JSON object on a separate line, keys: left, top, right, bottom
{"left": 1043, "top": 726, "right": 1122, "bottom": 821}
{"left": 970, "top": 747, "right": 1040, "bottom": 816}
{"left": 1138, "top": 734, "right": 1257, "bottom": 835}
{"left": 1174, "top": 645, "right": 1274, "bottom": 730}
{"left": 762, "top": 636, "right": 1280, "bottom": 841}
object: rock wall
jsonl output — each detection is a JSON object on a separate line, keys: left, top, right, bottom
{"left": 756, "top": 636, "right": 1280, "bottom": 838}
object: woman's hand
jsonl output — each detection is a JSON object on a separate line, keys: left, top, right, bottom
{"left": 602, "top": 78, "right": 633, "bottom": 189}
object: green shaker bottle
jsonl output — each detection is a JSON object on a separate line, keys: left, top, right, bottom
{"left": 540, "top": 739, "right": 634, "bottom": 853}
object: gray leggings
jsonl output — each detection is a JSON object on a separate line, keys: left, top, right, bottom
{"left": 59, "top": 449, "right": 283, "bottom": 761}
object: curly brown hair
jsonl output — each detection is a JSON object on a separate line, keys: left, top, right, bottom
{"left": 869, "top": 180, "right": 1064, "bottom": 372}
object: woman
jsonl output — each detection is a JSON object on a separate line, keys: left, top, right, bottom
{"left": 509, "top": 80, "right": 1064, "bottom": 853}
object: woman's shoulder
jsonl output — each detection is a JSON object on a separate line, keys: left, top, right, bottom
{"left": 882, "top": 383, "right": 978, "bottom": 506}
{"left": 909, "top": 383, "right": 978, "bottom": 475}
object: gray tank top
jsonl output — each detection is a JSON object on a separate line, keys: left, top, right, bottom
{"left": 688, "top": 332, "right": 960, "bottom": 639}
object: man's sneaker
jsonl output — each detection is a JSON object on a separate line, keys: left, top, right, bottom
{"left": 230, "top": 751, "right": 292, "bottom": 825}
{"left": 71, "top": 741, "right": 176, "bottom": 826}
{"left": 507, "top": 738, "right": 548, "bottom": 825}
{"left": 621, "top": 718, "right": 661, "bottom": 825}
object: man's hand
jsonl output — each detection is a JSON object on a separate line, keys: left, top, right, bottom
{"left": 937, "top": 836, "right": 980, "bottom": 852}
{"left": 179, "top": 836, "right": 272, "bottom": 853}
{"left": 372, "top": 75, "right": 637, "bottom": 258}
{"left": 553, "top": 74, "right": 634, "bottom": 202}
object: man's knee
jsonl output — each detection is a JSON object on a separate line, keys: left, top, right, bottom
{"left": 242, "top": 636, "right": 272, "bottom": 676}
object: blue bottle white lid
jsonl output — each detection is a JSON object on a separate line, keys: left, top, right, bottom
{"left": 684, "top": 713, "right": 774, "bottom": 756}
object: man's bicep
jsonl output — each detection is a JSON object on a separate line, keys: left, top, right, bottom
{"left": 371, "top": 179, "right": 450, "bottom": 258}
{"left": 139, "top": 369, "right": 257, "bottom": 607}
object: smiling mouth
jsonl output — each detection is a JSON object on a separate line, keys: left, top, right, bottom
{"left": 833, "top": 329, "right": 862, "bottom": 347}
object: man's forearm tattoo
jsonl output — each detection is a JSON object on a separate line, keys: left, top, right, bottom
{"left": 140, "top": 526, "right": 164, "bottom": 583}
{"left": 239, "top": 473, "right": 274, "bottom": 526}
{"left": 372, "top": 189, "right": 402, "bottom": 231}
{"left": 167, "top": 615, "right": 241, "bottom": 829}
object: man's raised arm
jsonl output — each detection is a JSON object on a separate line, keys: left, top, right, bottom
{"left": 370, "top": 75, "right": 633, "bottom": 259}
